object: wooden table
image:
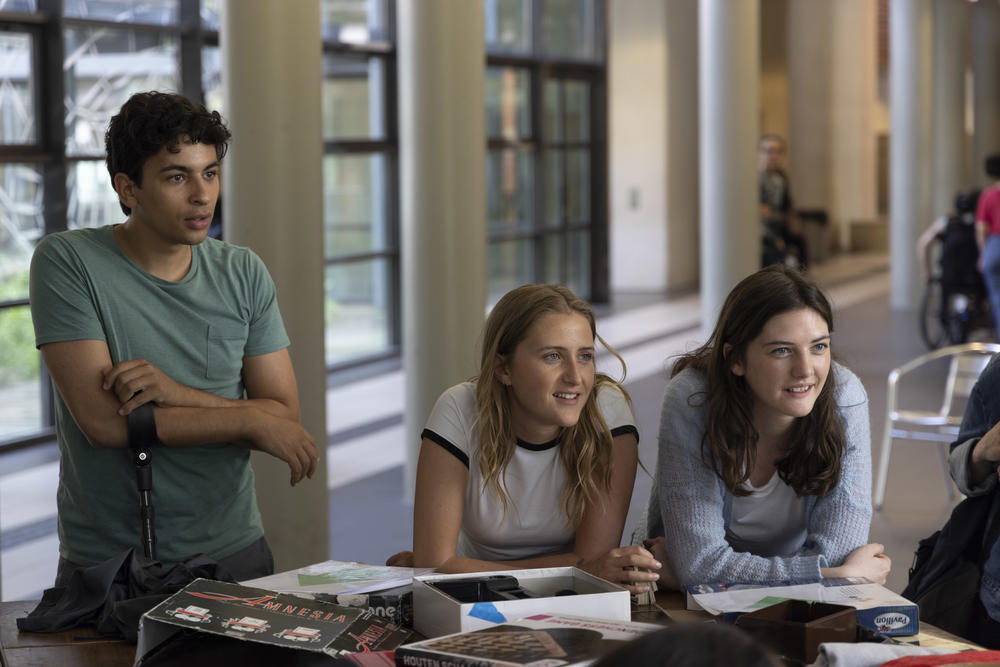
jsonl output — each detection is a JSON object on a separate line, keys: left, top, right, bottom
{"left": 0, "top": 600, "right": 135, "bottom": 667}
{"left": 1, "top": 594, "right": 983, "bottom": 667}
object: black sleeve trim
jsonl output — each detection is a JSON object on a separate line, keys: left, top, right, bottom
{"left": 611, "top": 425, "right": 639, "bottom": 444}
{"left": 421, "top": 429, "right": 470, "bottom": 469}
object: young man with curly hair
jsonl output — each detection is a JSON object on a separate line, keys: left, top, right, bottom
{"left": 29, "top": 91, "right": 318, "bottom": 585}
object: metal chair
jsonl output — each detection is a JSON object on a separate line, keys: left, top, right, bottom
{"left": 873, "top": 342, "right": 1000, "bottom": 510}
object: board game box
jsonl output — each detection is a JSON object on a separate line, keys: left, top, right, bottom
{"left": 394, "top": 613, "right": 664, "bottom": 667}
{"left": 135, "top": 578, "right": 411, "bottom": 663}
{"left": 413, "top": 567, "right": 630, "bottom": 639}
{"left": 685, "top": 577, "right": 919, "bottom": 636}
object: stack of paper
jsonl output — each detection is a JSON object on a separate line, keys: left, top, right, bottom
{"left": 243, "top": 559, "right": 433, "bottom": 595}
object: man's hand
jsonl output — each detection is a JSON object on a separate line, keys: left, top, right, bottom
{"left": 103, "top": 359, "right": 195, "bottom": 415}
{"left": 250, "top": 412, "right": 319, "bottom": 486}
{"left": 970, "top": 421, "right": 1000, "bottom": 486}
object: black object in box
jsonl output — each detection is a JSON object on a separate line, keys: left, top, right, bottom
{"left": 314, "top": 584, "right": 414, "bottom": 628}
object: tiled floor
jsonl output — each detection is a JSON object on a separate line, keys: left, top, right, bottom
{"left": 0, "top": 251, "right": 971, "bottom": 599}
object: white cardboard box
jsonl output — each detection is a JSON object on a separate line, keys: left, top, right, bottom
{"left": 412, "top": 567, "right": 631, "bottom": 639}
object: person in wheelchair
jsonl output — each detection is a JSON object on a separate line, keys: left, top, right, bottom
{"left": 918, "top": 188, "right": 988, "bottom": 345}
{"left": 978, "top": 154, "right": 1000, "bottom": 337}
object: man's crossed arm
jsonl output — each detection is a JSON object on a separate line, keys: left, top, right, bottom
{"left": 41, "top": 339, "right": 318, "bottom": 485}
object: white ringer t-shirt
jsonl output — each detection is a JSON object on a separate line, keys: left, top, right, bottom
{"left": 422, "top": 382, "right": 638, "bottom": 562}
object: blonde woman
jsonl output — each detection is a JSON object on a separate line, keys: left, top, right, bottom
{"left": 391, "top": 284, "right": 659, "bottom": 593}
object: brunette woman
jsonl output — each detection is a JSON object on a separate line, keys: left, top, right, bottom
{"left": 645, "top": 266, "right": 890, "bottom": 586}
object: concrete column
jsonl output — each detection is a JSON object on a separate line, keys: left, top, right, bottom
{"left": 609, "top": 0, "right": 669, "bottom": 292}
{"left": 398, "top": 0, "right": 486, "bottom": 498}
{"left": 971, "top": 0, "right": 1000, "bottom": 187}
{"left": 787, "top": 0, "right": 832, "bottom": 217}
{"left": 608, "top": 0, "right": 698, "bottom": 294}
{"left": 220, "top": 0, "right": 329, "bottom": 570}
{"left": 930, "top": 0, "right": 967, "bottom": 219}
{"left": 699, "top": 0, "right": 759, "bottom": 330}
{"left": 664, "top": 0, "right": 700, "bottom": 292}
{"left": 889, "top": 0, "right": 933, "bottom": 309}
{"left": 759, "top": 0, "right": 788, "bottom": 138}
{"left": 830, "top": 0, "right": 877, "bottom": 250}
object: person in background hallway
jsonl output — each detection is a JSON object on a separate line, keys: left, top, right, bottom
{"left": 759, "top": 134, "right": 807, "bottom": 270}
{"left": 29, "top": 91, "right": 318, "bottom": 586}
{"left": 387, "top": 284, "right": 659, "bottom": 594}
{"left": 975, "top": 154, "right": 1000, "bottom": 335}
{"left": 644, "top": 265, "right": 889, "bottom": 587}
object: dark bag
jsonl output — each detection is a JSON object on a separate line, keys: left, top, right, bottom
{"left": 16, "top": 548, "right": 234, "bottom": 642}
{"left": 902, "top": 490, "right": 1000, "bottom": 648}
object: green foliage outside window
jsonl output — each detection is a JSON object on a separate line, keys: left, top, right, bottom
{"left": 0, "top": 272, "right": 38, "bottom": 384}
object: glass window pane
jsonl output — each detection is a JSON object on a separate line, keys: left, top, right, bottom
{"left": 0, "top": 163, "right": 44, "bottom": 295}
{"left": 64, "top": 27, "right": 179, "bottom": 156}
{"left": 63, "top": 0, "right": 179, "bottom": 24}
{"left": 324, "top": 154, "right": 389, "bottom": 257}
{"left": 565, "top": 229, "right": 590, "bottom": 298}
{"left": 323, "top": 55, "right": 385, "bottom": 140}
{"left": 541, "top": 0, "right": 600, "bottom": 60}
{"left": 0, "top": 167, "right": 44, "bottom": 441}
{"left": 484, "top": 0, "right": 530, "bottom": 53}
{"left": 487, "top": 149, "right": 534, "bottom": 235}
{"left": 543, "top": 233, "right": 561, "bottom": 285}
{"left": 487, "top": 239, "right": 533, "bottom": 306}
{"left": 321, "top": 0, "right": 389, "bottom": 43}
{"left": 0, "top": 307, "right": 42, "bottom": 441}
{"left": 485, "top": 67, "right": 530, "bottom": 141}
{"left": 543, "top": 79, "right": 561, "bottom": 143}
{"left": 325, "top": 259, "right": 392, "bottom": 365}
{"left": 201, "top": 0, "right": 220, "bottom": 31}
{"left": 544, "top": 150, "right": 562, "bottom": 228}
{"left": 68, "top": 160, "right": 122, "bottom": 229}
{"left": 0, "top": 33, "right": 36, "bottom": 145}
{"left": 566, "top": 148, "right": 590, "bottom": 222}
{"left": 564, "top": 80, "right": 589, "bottom": 142}
{"left": 202, "top": 46, "right": 223, "bottom": 115}
{"left": 0, "top": 0, "right": 38, "bottom": 10}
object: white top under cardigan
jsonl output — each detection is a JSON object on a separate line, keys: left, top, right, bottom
{"left": 422, "top": 382, "right": 638, "bottom": 562}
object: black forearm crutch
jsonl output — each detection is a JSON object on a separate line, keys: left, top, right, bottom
{"left": 127, "top": 402, "right": 158, "bottom": 560}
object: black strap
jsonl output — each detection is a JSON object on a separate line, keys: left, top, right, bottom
{"left": 126, "top": 402, "right": 157, "bottom": 559}
{"left": 127, "top": 402, "right": 159, "bottom": 452}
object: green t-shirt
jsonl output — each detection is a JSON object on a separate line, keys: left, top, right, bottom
{"left": 29, "top": 226, "right": 290, "bottom": 567}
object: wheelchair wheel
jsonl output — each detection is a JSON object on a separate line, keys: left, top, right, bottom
{"left": 945, "top": 292, "right": 972, "bottom": 345}
{"left": 920, "top": 279, "right": 947, "bottom": 349}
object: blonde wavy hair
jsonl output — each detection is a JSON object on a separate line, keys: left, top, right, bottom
{"left": 474, "top": 284, "right": 630, "bottom": 527}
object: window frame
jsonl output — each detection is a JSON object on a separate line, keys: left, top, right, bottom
{"left": 485, "top": 0, "right": 608, "bottom": 302}
{"left": 320, "top": 6, "right": 401, "bottom": 373}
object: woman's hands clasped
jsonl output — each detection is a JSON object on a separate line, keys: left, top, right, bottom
{"left": 579, "top": 545, "right": 663, "bottom": 595}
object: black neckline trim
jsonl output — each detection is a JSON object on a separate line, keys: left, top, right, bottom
{"left": 516, "top": 437, "right": 560, "bottom": 451}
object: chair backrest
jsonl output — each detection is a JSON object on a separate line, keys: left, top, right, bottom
{"left": 888, "top": 342, "right": 1000, "bottom": 420}
{"left": 941, "top": 349, "right": 996, "bottom": 414}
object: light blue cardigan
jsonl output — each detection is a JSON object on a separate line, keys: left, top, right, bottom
{"left": 645, "top": 362, "right": 872, "bottom": 584}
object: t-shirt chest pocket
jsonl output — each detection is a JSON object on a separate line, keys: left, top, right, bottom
{"left": 205, "top": 324, "right": 249, "bottom": 381}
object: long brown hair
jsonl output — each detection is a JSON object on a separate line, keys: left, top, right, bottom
{"left": 475, "top": 284, "right": 629, "bottom": 525}
{"left": 672, "top": 265, "right": 845, "bottom": 497}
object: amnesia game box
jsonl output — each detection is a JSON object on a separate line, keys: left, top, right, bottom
{"left": 135, "top": 578, "right": 410, "bottom": 663}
